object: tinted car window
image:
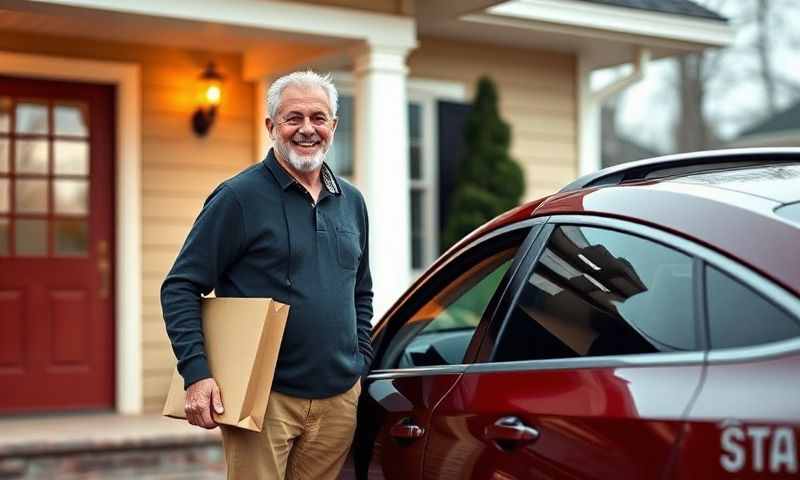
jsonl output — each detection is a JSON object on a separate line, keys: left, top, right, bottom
{"left": 494, "top": 225, "right": 696, "bottom": 362}
{"left": 706, "top": 266, "right": 800, "bottom": 349}
{"left": 377, "top": 229, "right": 529, "bottom": 370}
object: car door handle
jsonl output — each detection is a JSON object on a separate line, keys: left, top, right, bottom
{"left": 390, "top": 418, "right": 425, "bottom": 440}
{"left": 484, "top": 416, "right": 540, "bottom": 446}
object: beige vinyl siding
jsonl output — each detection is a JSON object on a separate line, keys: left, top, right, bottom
{"left": 0, "top": 31, "right": 255, "bottom": 412}
{"left": 408, "top": 37, "right": 578, "bottom": 201}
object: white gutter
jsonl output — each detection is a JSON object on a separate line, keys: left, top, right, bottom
{"left": 594, "top": 48, "right": 651, "bottom": 103}
{"left": 578, "top": 48, "right": 652, "bottom": 175}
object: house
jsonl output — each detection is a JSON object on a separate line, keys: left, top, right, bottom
{"left": 729, "top": 100, "right": 800, "bottom": 147}
{"left": 0, "top": 0, "right": 731, "bottom": 418}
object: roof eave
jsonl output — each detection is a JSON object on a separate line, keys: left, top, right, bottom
{"left": 466, "top": 0, "right": 734, "bottom": 50}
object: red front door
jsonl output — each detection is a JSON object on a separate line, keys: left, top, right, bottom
{"left": 0, "top": 76, "right": 115, "bottom": 413}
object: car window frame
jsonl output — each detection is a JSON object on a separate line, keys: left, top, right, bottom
{"left": 367, "top": 217, "right": 548, "bottom": 378}
{"left": 471, "top": 214, "right": 800, "bottom": 374}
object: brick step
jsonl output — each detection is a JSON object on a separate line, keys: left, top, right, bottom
{"left": 1, "top": 444, "right": 225, "bottom": 479}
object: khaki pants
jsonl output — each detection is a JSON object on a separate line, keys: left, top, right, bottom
{"left": 221, "top": 380, "right": 361, "bottom": 480}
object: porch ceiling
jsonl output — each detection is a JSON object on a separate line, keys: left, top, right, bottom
{"left": 0, "top": 0, "right": 417, "bottom": 78}
{"left": 0, "top": 1, "right": 354, "bottom": 50}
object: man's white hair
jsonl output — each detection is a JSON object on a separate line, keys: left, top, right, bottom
{"left": 267, "top": 70, "right": 338, "bottom": 119}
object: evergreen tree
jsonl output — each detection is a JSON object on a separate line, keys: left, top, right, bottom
{"left": 442, "top": 76, "right": 525, "bottom": 250}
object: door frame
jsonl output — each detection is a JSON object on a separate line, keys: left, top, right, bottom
{"left": 0, "top": 51, "right": 142, "bottom": 414}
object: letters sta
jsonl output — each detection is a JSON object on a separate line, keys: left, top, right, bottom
{"left": 720, "top": 422, "right": 798, "bottom": 475}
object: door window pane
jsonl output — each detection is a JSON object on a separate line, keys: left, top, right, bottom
{"left": 54, "top": 140, "right": 89, "bottom": 175}
{"left": 15, "top": 140, "right": 48, "bottom": 174}
{"left": 0, "top": 97, "right": 10, "bottom": 132}
{"left": 379, "top": 228, "right": 528, "bottom": 369}
{"left": 55, "top": 220, "right": 88, "bottom": 256}
{"left": 15, "top": 219, "right": 47, "bottom": 256}
{"left": 0, "top": 138, "right": 8, "bottom": 173}
{"left": 0, "top": 218, "right": 8, "bottom": 255}
{"left": 495, "top": 226, "right": 696, "bottom": 363}
{"left": 54, "top": 179, "right": 88, "bottom": 215}
{"left": 706, "top": 266, "right": 800, "bottom": 349}
{"left": 15, "top": 102, "right": 48, "bottom": 135}
{"left": 15, "top": 179, "right": 48, "bottom": 213}
{"left": 54, "top": 103, "right": 89, "bottom": 137}
{"left": 0, "top": 178, "right": 8, "bottom": 213}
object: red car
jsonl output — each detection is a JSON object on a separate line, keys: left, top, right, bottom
{"left": 353, "top": 148, "right": 800, "bottom": 479}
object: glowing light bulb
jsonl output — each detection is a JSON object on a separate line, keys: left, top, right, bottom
{"left": 206, "top": 85, "right": 221, "bottom": 106}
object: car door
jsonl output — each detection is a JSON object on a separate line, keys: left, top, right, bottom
{"left": 353, "top": 219, "right": 546, "bottom": 480}
{"left": 421, "top": 216, "right": 708, "bottom": 480}
{"left": 671, "top": 260, "right": 800, "bottom": 479}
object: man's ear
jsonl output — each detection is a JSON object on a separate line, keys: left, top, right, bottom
{"left": 265, "top": 117, "right": 275, "bottom": 138}
{"left": 330, "top": 117, "right": 338, "bottom": 134}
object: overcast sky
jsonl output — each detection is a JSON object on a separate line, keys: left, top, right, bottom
{"left": 595, "top": 0, "right": 800, "bottom": 153}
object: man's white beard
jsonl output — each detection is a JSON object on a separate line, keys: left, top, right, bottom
{"left": 274, "top": 137, "right": 328, "bottom": 173}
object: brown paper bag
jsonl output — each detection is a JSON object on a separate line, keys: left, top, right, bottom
{"left": 162, "top": 297, "right": 289, "bottom": 432}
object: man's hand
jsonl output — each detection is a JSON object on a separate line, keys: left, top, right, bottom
{"left": 185, "top": 377, "right": 224, "bottom": 429}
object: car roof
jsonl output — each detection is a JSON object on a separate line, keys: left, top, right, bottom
{"left": 474, "top": 148, "right": 800, "bottom": 296}
{"left": 559, "top": 147, "right": 800, "bottom": 195}
{"left": 380, "top": 149, "right": 800, "bottom": 327}
{"left": 672, "top": 163, "right": 800, "bottom": 204}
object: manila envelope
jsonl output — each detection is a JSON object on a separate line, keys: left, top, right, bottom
{"left": 163, "top": 297, "right": 289, "bottom": 432}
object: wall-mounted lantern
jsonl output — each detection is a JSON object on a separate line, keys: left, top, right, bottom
{"left": 191, "top": 62, "right": 224, "bottom": 137}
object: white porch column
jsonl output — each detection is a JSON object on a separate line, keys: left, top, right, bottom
{"left": 353, "top": 44, "right": 412, "bottom": 321}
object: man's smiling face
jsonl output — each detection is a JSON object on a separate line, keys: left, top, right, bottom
{"left": 268, "top": 84, "right": 337, "bottom": 173}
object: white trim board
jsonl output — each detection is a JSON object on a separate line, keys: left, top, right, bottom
{"left": 0, "top": 51, "right": 143, "bottom": 414}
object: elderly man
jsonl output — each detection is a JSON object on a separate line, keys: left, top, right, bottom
{"left": 161, "top": 70, "right": 373, "bottom": 479}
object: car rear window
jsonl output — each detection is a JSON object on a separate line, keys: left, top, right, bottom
{"left": 706, "top": 266, "right": 800, "bottom": 349}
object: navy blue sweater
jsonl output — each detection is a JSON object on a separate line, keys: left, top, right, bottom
{"left": 161, "top": 150, "right": 373, "bottom": 398}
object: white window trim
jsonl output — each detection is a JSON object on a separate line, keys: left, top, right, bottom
{"left": 0, "top": 51, "right": 143, "bottom": 414}
{"left": 407, "top": 80, "right": 467, "bottom": 276}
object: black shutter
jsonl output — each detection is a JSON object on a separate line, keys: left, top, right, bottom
{"left": 437, "top": 100, "right": 471, "bottom": 249}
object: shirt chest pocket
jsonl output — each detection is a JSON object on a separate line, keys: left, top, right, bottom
{"left": 335, "top": 226, "right": 361, "bottom": 271}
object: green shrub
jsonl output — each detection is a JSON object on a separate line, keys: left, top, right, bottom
{"left": 442, "top": 76, "right": 524, "bottom": 249}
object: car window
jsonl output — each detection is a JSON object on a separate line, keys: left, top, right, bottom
{"left": 377, "top": 228, "right": 530, "bottom": 370}
{"left": 493, "top": 225, "right": 696, "bottom": 363}
{"left": 706, "top": 266, "right": 800, "bottom": 349}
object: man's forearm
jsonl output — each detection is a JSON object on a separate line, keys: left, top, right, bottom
{"left": 161, "top": 276, "right": 212, "bottom": 388}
